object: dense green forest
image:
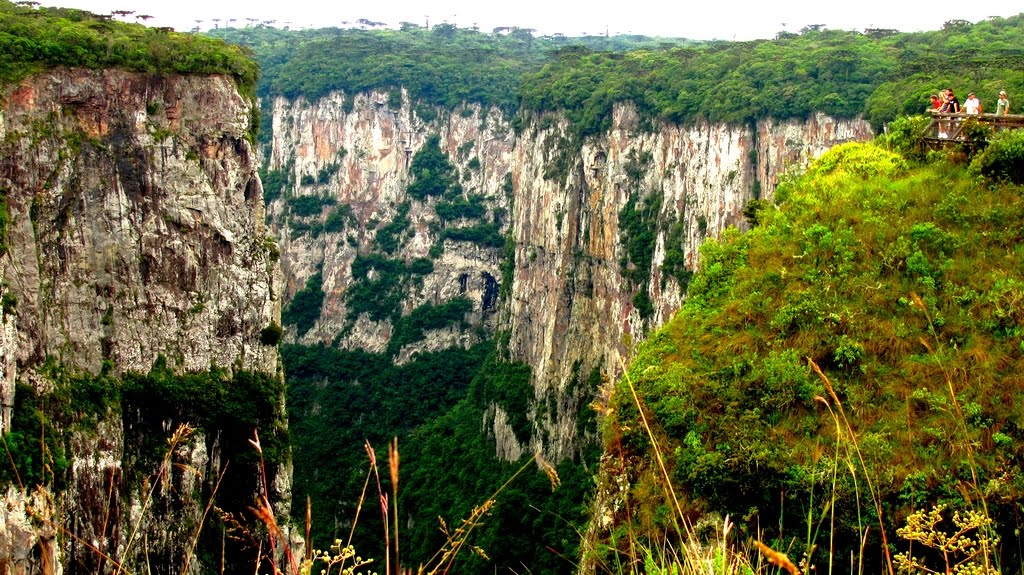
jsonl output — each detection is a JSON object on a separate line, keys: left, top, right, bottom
{"left": 207, "top": 24, "right": 698, "bottom": 112}
{"left": 210, "top": 15, "right": 1024, "bottom": 140}
{"left": 0, "top": 0, "right": 257, "bottom": 94}
{"left": 519, "top": 19, "right": 1024, "bottom": 135}
{"left": 607, "top": 130, "right": 1024, "bottom": 573}
{"left": 284, "top": 342, "right": 599, "bottom": 575}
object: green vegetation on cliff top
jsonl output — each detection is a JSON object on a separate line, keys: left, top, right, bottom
{"left": 208, "top": 24, "right": 696, "bottom": 112}
{"left": 522, "top": 17, "right": 1024, "bottom": 135}
{"left": 212, "top": 16, "right": 1024, "bottom": 137}
{"left": 607, "top": 137, "right": 1024, "bottom": 571}
{"left": 0, "top": 1, "right": 257, "bottom": 94}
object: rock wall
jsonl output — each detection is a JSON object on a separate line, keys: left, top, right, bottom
{"left": 267, "top": 93, "right": 515, "bottom": 356}
{"left": 0, "top": 68, "right": 284, "bottom": 574}
{"left": 267, "top": 91, "right": 872, "bottom": 460}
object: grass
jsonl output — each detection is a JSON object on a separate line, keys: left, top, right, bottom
{"left": 591, "top": 350, "right": 1002, "bottom": 575}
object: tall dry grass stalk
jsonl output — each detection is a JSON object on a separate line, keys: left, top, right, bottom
{"left": 242, "top": 432, "right": 552, "bottom": 575}
{"left": 389, "top": 438, "right": 400, "bottom": 575}
{"left": 621, "top": 361, "right": 686, "bottom": 535}
{"left": 808, "top": 358, "right": 894, "bottom": 575}
{"left": 417, "top": 453, "right": 546, "bottom": 575}
{"left": 117, "top": 423, "right": 203, "bottom": 574}
{"left": 181, "top": 463, "right": 230, "bottom": 575}
{"left": 613, "top": 364, "right": 756, "bottom": 575}
{"left": 907, "top": 292, "right": 998, "bottom": 573}
{"left": 250, "top": 429, "right": 300, "bottom": 575}
{"left": 365, "top": 440, "right": 391, "bottom": 575}
{"left": 812, "top": 397, "right": 843, "bottom": 575}
{"left": 0, "top": 421, "right": 220, "bottom": 575}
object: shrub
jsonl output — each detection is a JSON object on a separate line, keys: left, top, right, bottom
{"left": 374, "top": 202, "right": 411, "bottom": 253}
{"left": 441, "top": 223, "right": 505, "bottom": 248}
{"left": 883, "top": 115, "right": 931, "bottom": 160}
{"left": 260, "top": 164, "right": 293, "bottom": 205}
{"left": 386, "top": 297, "right": 473, "bottom": 356}
{"left": 435, "top": 195, "right": 487, "bottom": 222}
{"left": 321, "top": 205, "right": 354, "bottom": 234}
{"left": 407, "top": 135, "right": 457, "bottom": 199}
{"left": 282, "top": 272, "right": 324, "bottom": 336}
{"left": 958, "top": 116, "right": 993, "bottom": 157}
{"left": 970, "top": 129, "right": 1024, "bottom": 185}
{"left": 807, "top": 141, "right": 907, "bottom": 179}
{"left": 288, "top": 195, "right": 336, "bottom": 217}
{"left": 741, "top": 198, "right": 770, "bottom": 227}
{"left": 260, "top": 321, "right": 284, "bottom": 345}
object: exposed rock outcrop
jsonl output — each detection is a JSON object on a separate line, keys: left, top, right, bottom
{"left": 0, "top": 68, "right": 284, "bottom": 575}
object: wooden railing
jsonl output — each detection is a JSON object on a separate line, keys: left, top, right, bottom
{"left": 921, "top": 112, "right": 1024, "bottom": 142}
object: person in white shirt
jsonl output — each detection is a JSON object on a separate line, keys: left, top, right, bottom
{"left": 963, "top": 92, "right": 982, "bottom": 115}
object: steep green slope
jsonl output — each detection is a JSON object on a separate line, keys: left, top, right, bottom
{"left": 607, "top": 140, "right": 1024, "bottom": 572}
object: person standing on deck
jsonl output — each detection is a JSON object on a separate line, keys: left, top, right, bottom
{"left": 964, "top": 92, "right": 981, "bottom": 115}
{"left": 996, "top": 91, "right": 1011, "bottom": 115}
{"left": 940, "top": 89, "right": 960, "bottom": 114}
{"left": 938, "top": 89, "right": 960, "bottom": 138}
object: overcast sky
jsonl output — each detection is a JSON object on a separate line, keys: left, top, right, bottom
{"left": 43, "top": 1, "right": 1023, "bottom": 40}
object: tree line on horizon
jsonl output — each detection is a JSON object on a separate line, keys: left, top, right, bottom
{"left": 207, "top": 14, "right": 1024, "bottom": 138}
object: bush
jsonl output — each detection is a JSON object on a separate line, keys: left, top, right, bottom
{"left": 260, "top": 321, "right": 284, "bottom": 345}
{"left": 407, "top": 135, "right": 457, "bottom": 199}
{"left": 442, "top": 223, "right": 505, "bottom": 248}
{"left": 970, "top": 129, "right": 1024, "bottom": 185}
{"left": 282, "top": 272, "right": 324, "bottom": 336}
{"left": 742, "top": 198, "right": 770, "bottom": 227}
{"left": 288, "top": 195, "right": 336, "bottom": 217}
{"left": 883, "top": 115, "right": 931, "bottom": 160}
{"left": 807, "top": 141, "right": 907, "bottom": 179}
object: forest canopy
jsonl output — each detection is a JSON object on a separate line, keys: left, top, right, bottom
{"left": 0, "top": 0, "right": 258, "bottom": 95}
{"left": 210, "top": 15, "right": 1024, "bottom": 135}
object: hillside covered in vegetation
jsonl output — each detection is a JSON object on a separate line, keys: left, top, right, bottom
{"left": 605, "top": 130, "right": 1024, "bottom": 573}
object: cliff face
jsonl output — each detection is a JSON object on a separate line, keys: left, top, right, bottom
{"left": 0, "top": 69, "right": 284, "bottom": 574}
{"left": 268, "top": 92, "right": 871, "bottom": 460}
{"left": 267, "top": 93, "right": 514, "bottom": 356}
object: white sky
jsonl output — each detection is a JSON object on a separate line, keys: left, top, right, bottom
{"left": 42, "top": 0, "right": 1023, "bottom": 40}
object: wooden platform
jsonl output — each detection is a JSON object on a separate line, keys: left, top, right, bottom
{"left": 921, "top": 112, "right": 1024, "bottom": 146}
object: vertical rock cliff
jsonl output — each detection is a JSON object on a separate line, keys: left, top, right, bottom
{"left": 0, "top": 68, "right": 285, "bottom": 574}
{"left": 267, "top": 91, "right": 871, "bottom": 460}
